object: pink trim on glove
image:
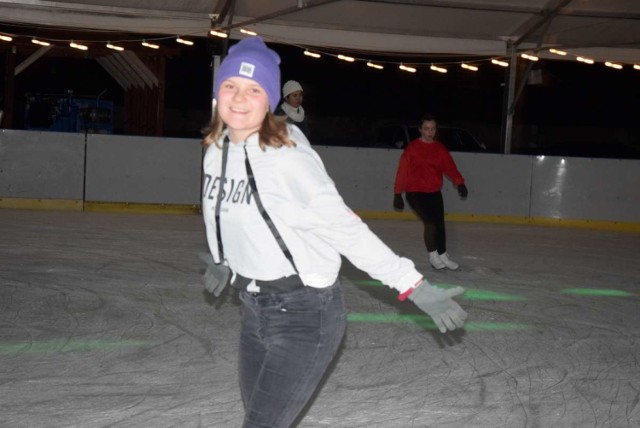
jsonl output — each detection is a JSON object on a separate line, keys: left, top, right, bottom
{"left": 397, "top": 279, "right": 424, "bottom": 301}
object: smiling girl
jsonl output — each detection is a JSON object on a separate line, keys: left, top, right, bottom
{"left": 201, "top": 37, "right": 466, "bottom": 428}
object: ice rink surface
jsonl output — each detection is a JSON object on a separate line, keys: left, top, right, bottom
{"left": 1, "top": 209, "right": 639, "bottom": 428}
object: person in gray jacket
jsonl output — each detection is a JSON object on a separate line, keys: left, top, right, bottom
{"left": 201, "top": 36, "right": 467, "bottom": 428}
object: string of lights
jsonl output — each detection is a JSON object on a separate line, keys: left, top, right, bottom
{"left": 1, "top": 26, "right": 638, "bottom": 74}
{"left": 0, "top": 30, "right": 194, "bottom": 52}
{"left": 214, "top": 28, "right": 639, "bottom": 74}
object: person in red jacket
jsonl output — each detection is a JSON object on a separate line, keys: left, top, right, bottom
{"left": 393, "top": 114, "right": 468, "bottom": 270}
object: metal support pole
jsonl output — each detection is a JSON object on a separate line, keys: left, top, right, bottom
{"left": 503, "top": 42, "right": 517, "bottom": 154}
{"left": 211, "top": 55, "right": 220, "bottom": 116}
{"left": 3, "top": 46, "right": 16, "bottom": 128}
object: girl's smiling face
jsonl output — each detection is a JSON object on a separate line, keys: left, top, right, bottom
{"left": 217, "top": 76, "right": 270, "bottom": 142}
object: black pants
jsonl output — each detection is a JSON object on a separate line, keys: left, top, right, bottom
{"left": 238, "top": 281, "right": 346, "bottom": 428}
{"left": 406, "top": 191, "right": 446, "bottom": 254}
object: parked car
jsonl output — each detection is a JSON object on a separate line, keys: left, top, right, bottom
{"left": 370, "top": 122, "right": 487, "bottom": 152}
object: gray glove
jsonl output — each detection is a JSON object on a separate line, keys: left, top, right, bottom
{"left": 199, "top": 252, "right": 231, "bottom": 297}
{"left": 408, "top": 281, "right": 467, "bottom": 333}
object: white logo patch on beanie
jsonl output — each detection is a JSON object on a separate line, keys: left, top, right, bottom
{"left": 239, "top": 62, "right": 256, "bottom": 78}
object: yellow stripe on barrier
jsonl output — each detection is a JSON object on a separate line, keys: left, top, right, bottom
{"left": 1, "top": 199, "right": 638, "bottom": 232}
{"left": 83, "top": 201, "right": 201, "bottom": 215}
{"left": 528, "top": 216, "right": 640, "bottom": 233}
{"left": 355, "top": 210, "right": 640, "bottom": 233}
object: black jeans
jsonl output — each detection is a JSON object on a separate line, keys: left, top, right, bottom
{"left": 238, "top": 280, "right": 346, "bottom": 427}
{"left": 406, "top": 191, "right": 446, "bottom": 254}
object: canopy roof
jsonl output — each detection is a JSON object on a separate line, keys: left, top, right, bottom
{"left": 1, "top": 0, "right": 639, "bottom": 63}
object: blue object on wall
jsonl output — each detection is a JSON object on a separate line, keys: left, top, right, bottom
{"left": 24, "top": 92, "right": 113, "bottom": 134}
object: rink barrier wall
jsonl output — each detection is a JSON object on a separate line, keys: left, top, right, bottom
{"left": 1, "top": 130, "right": 639, "bottom": 232}
{"left": 84, "top": 134, "right": 203, "bottom": 205}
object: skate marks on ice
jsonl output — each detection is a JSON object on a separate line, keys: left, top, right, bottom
{"left": 0, "top": 210, "right": 246, "bottom": 427}
{"left": 318, "top": 221, "right": 640, "bottom": 428}
{"left": 0, "top": 211, "right": 638, "bottom": 427}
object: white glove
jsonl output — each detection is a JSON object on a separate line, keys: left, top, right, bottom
{"left": 407, "top": 281, "right": 467, "bottom": 333}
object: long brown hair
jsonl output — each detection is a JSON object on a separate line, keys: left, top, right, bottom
{"left": 202, "top": 108, "right": 295, "bottom": 150}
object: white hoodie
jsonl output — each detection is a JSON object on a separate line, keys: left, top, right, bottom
{"left": 202, "top": 125, "right": 423, "bottom": 294}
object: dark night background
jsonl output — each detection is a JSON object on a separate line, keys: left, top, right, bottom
{"left": 2, "top": 37, "right": 639, "bottom": 157}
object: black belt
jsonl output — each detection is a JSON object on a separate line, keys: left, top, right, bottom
{"left": 233, "top": 274, "right": 305, "bottom": 294}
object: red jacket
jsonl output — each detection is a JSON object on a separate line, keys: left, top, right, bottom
{"left": 394, "top": 138, "right": 464, "bottom": 194}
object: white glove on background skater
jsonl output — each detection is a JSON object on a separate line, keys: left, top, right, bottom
{"left": 400, "top": 280, "right": 467, "bottom": 333}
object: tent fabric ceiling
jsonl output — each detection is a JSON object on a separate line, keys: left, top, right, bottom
{"left": 0, "top": 0, "right": 217, "bottom": 35}
{"left": 0, "top": 0, "right": 639, "bottom": 63}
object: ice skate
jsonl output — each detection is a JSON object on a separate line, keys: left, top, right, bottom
{"left": 429, "top": 251, "right": 446, "bottom": 270}
{"left": 439, "top": 252, "right": 459, "bottom": 270}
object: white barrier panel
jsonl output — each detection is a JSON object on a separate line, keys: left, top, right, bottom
{"left": 85, "top": 134, "right": 202, "bottom": 205}
{"left": 530, "top": 155, "right": 640, "bottom": 222}
{"left": 314, "top": 146, "right": 399, "bottom": 211}
{"left": 444, "top": 152, "right": 533, "bottom": 217}
{"left": 0, "top": 129, "right": 84, "bottom": 200}
{"left": 314, "top": 147, "right": 534, "bottom": 217}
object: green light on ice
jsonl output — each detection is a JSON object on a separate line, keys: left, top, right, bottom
{"left": 351, "top": 279, "right": 385, "bottom": 287}
{"left": 347, "top": 313, "right": 531, "bottom": 331}
{"left": 351, "top": 280, "right": 525, "bottom": 301}
{"left": 438, "top": 284, "right": 526, "bottom": 302}
{"left": 0, "top": 339, "right": 146, "bottom": 354}
{"left": 561, "top": 288, "right": 634, "bottom": 297}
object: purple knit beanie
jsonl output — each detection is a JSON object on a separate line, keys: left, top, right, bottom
{"left": 214, "top": 37, "right": 281, "bottom": 112}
